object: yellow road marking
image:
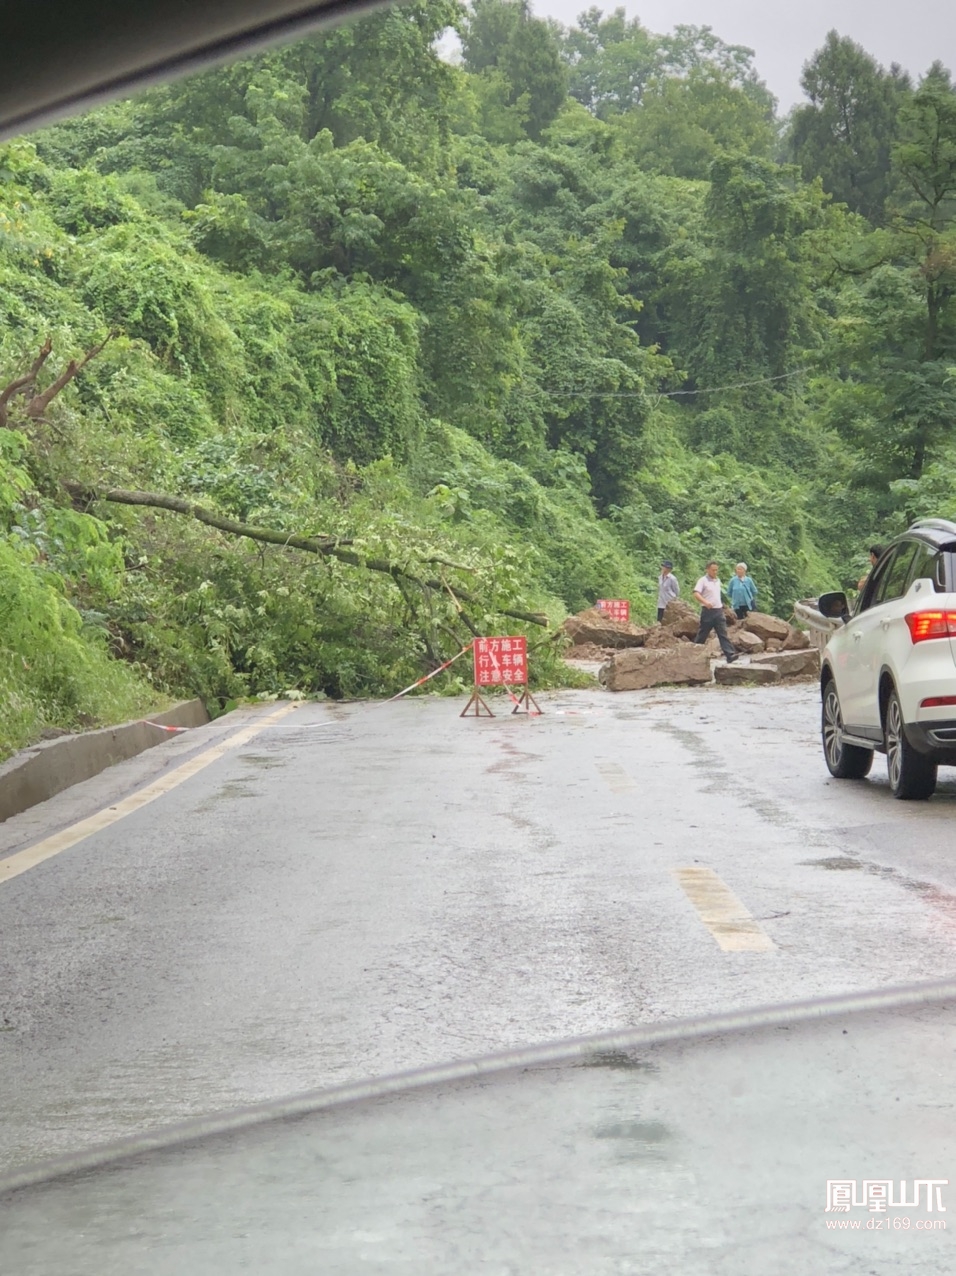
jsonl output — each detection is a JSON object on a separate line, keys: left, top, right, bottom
{"left": 673, "top": 867, "right": 776, "bottom": 952}
{"left": 0, "top": 703, "right": 298, "bottom": 887}
{"left": 595, "top": 761, "right": 635, "bottom": 793}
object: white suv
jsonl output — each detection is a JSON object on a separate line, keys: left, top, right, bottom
{"left": 819, "top": 519, "right": 956, "bottom": 800}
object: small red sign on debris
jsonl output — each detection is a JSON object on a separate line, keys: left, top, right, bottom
{"left": 473, "top": 636, "right": 528, "bottom": 686}
{"left": 596, "top": 599, "right": 630, "bottom": 623}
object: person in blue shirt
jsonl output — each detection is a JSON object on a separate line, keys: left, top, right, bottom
{"left": 728, "top": 562, "right": 758, "bottom": 620}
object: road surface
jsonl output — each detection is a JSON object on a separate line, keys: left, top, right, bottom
{"left": 2, "top": 681, "right": 956, "bottom": 1173}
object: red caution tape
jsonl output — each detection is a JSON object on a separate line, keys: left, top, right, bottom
{"left": 386, "top": 643, "right": 475, "bottom": 702}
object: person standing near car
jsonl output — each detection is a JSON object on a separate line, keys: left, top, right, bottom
{"left": 692, "top": 560, "right": 738, "bottom": 662}
{"left": 727, "top": 562, "right": 757, "bottom": 621}
{"left": 656, "top": 560, "right": 680, "bottom": 623}
{"left": 857, "top": 545, "right": 883, "bottom": 592}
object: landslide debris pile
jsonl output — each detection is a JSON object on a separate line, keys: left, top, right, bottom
{"left": 563, "top": 601, "right": 817, "bottom": 691}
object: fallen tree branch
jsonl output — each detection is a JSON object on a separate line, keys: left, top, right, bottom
{"left": 64, "top": 482, "right": 550, "bottom": 628}
{"left": 27, "top": 332, "right": 116, "bottom": 418}
{"left": 1, "top": 334, "right": 115, "bottom": 428}
{"left": 0, "top": 337, "right": 53, "bottom": 428}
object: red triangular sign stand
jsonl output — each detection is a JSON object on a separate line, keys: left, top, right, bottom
{"left": 461, "top": 687, "right": 495, "bottom": 717}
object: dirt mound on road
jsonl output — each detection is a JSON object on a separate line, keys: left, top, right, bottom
{"left": 565, "top": 642, "right": 613, "bottom": 661}
{"left": 562, "top": 607, "right": 649, "bottom": 649}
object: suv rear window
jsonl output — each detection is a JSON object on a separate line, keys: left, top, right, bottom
{"left": 904, "top": 541, "right": 944, "bottom": 592}
{"left": 872, "top": 542, "right": 918, "bottom": 606}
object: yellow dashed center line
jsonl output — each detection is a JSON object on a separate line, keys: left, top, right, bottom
{"left": 0, "top": 703, "right": 299, "bottom": 887}
{"left": 673, "top": 866, "right": 776, "bottom": 952}
{"left": 595, "top": 761, "right": 635, "bottom": 793}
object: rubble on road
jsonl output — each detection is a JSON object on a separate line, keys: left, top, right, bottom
{"left": 742, "top": 611, "right": 791, "bottom": 643}
{"left": 599, "top": 644, "right": 713, "bottom": 691}
{"left": 644, "top": 627, "right": 682, "bottom": 649}
{"left": 750, "top": 649, "right": 820, "bottom": 678}
{"left": 565, "top": 642, "right": 614, "bottom": 661}
{"left": 562, "top": 606, "right": 649, "bottom": 649}
{"left": 576, "top": 601, "right": 819, "bottom": 690}
{"left": 732, "top": 629, "right": 765, "bottom": 654}
{"left": 661, "top": 598, "right": 701, "bottom": 637}
{"left": 715, "top": 662, "right": 780, "bottom": 685}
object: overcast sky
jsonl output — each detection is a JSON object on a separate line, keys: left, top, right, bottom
{"left": 531, "top": 0, "right": 956, "bottom": 111}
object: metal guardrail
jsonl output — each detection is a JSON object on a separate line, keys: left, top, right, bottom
{"left": 793, "top": 598, "right": 844, "bottom": 653}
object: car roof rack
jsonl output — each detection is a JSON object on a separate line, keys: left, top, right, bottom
{"left": 909, "top": 518, "right": 956, "bottom": 537}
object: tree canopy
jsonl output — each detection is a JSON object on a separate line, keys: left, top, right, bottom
{"left": 1, "top": 7, "right": 953, "bottom": 756}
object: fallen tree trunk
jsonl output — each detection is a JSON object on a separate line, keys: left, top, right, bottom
{"left": 64, "top": 482, "right": 549, "bottom": 628}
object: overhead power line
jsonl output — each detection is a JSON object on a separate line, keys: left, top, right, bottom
{"left": 540, "top": 366, "right": 813, "bottom": 400}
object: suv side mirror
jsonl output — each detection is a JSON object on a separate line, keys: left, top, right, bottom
{"left": 817, "top": 591, "right": 850, "bottom": 622}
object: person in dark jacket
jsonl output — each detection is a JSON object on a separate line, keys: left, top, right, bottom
{"left": 857, "top": 545, "right": 883, "bottom": 592}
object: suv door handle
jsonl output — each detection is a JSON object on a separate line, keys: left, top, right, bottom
{"left": 853, "top": 631, "right": 862, "bottom": 641}
{"left": 881, "top": 619, "right": 891, "bottom": 630}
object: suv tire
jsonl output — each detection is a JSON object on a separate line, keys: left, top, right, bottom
{"left": 822, "top": 681, "right": 873, "bottom": 779}
{"left": 884, "top": 689, "right": 938, "bottom": 800}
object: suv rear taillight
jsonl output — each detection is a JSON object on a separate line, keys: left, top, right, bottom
{"left": 905, "top": 610, "right": 956, "bottom": 642}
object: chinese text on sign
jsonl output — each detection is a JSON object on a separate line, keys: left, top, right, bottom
{"left": 473, "top": 637, "right": 528, "bottom": 687}
{"left": 597, "top": 599, "right": 630, "bottom": 623}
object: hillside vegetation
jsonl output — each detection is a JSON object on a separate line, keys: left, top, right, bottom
{"left": 2, "top": 1, "right": 955, "bottom": 756}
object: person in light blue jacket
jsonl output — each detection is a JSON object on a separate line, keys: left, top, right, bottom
{"left": 728, "top": 562, "right": 757, "bottom": 620}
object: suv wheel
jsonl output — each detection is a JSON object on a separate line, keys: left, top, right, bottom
{"left": 822, "top": 681, "right": 873, "bottom": 779}
{"left": 884, "top": 690, "right": 938, "bottom": 800}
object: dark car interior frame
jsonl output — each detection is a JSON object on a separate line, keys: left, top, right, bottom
{"left": 0, "top": 0, "right": 390, "bottom": 143}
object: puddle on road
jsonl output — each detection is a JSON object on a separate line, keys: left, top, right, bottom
{"left": 194, "top": 781, "right": 260, "bottom": 811}
{"left": 801, "top": 856, "right": 862, "bottom": 871}
{"left": 593, "top": 1117, "right": 673, "bottom": 1162}
{"left": 595, "top": 1118, "right": 670, "bottom": 1143}
{"left": 580, "top": 1051, "right": 659, "bottom": 1073}
{"left": 238, "top": 753, "right": 286, "bottom": 770}
{"left": 653, "top": 721, "right": 794, "bottom": 828}
{"left": 485, "top": 739, "right": 542, "bottom": 780}
{"left": 801, "top": 852, "right": 956, "bottom": 922}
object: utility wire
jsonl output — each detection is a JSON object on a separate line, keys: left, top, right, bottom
{"left": 540, "top": 366, "right": 813, "bottom": 400}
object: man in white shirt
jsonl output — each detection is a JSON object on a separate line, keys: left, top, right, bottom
{"left": 692, "top": 560, "right": 738, "bottom": 662}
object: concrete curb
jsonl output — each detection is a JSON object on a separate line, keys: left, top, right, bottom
{"left": 0, "top": 700, "right": 209, "bottom": 824}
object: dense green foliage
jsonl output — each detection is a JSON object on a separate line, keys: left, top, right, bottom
{"left": 2, "top": 2, "right": 954, "bottom": 756}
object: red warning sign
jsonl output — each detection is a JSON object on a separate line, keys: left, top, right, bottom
{"left": 596, "top": 599, "right": 630, "bottom": 623}
{"left": 473, "top": 636, "right": 528, "bottom": 687}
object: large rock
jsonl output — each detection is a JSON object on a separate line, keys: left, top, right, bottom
{"left": 731, "top": 629, "right": 765, "bottom": 654}
{"left": 781, "top": 626, "right": 811, "bottom": 651}
{"left": 644, "top": 627, "right": 682, "bottom": 649}
{"left": 662, "top": 599, "right": 695, "bottom": 625}
{"left": 600, "top": 644, "right": 713, "bottom": 691}
{"left": 743, "top": 611, "right": 792, "bottom": 643}
{"left": 563, "top": 607, "right": 649, "bottom": 649}
{"left": 715, "top": 662, "right": 780, "bottom": 685}
{"left": 752, "top": 649, "right": 820, "bottom": 678}
{"left": 662, "top": 599, "right": 700, "bottom": 638}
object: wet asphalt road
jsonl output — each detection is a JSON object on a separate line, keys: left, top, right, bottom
{"left": 2, "top": 681, "right": 956, "bottom": 1172}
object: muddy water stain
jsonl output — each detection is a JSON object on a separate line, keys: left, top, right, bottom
{"left": 595, "top": 1119, "right": 670, "bottom": 1143}
{"left": 801, "top": 856, "right": 862, "bottom": 871}
{"left": 580, "top": 1051, "right": 659, "bottom": 1072}
{"left": 238, "top": 754, "right": 287, "bottom": 770}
